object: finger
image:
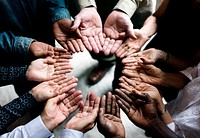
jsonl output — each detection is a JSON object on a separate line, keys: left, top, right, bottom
{"left": 115, "top": 95, "right": 130, "bottom": 114}
{"left": 99, "top": 95, "right": 106, "bottom": 116}
{"left": 115, "top": 89, "right": 133, "bottom": 104}
{"left": 103, "top": 39, "right": 115, "bottom": 56}
{"left": 62, "top": 90, "right": 82, "bottom": 105}
{"left": 71, "top": 16, "right": 81, "bottom": 31}
{"left": 71, "top": 39, "right": 81, "bottom": 52}
{"left": 83, "top": 92, "right": 91, "bottom": 112}
{"left": 102, "top": 37, "right": 110, "bottom": 52}
{"left": 58, "top": 76, "right": 78, "bottom": 86}
{"left": 110, "top": 40, "right": 123, "bottom": 54}
{"left": 88, "top": 36, "right": 99, "bottom": 54}
{"left": 94, "top": 35, "right": 103, "bottom": 52}
{"left": 82, "top": 36, "right": 92, "bottom": 51}
{"left": 44, "top": 58, "right": 56, "bottom": 65}
{"left": 106, "top": 92, "right": 112, "bottom": 114}
{"left": 91, "top": 94, "right": 100, "bottom": 117}
{"left": 59, "top": 41, "right": 69, "bottom": 51}
{"left": 115, "top": 101, "right": 120, "bottom": 118}
{"left": 111, "top": 95, "right": 116, "bottom": 115}
{"left": 98, "top": 32, "right": 105, "bottom": 46}
{"left": 76, "top": 38, "right": 85, "bottom": 52}
{"left": 66, "top": 40, "right": 76, "bottom": 53}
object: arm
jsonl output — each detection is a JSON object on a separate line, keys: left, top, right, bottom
{"left": 0, "top": 116, "right": 53, "bottom": 138}
{"left": 115, "top": 89, "right": 180, "bottom": 138}
{"left": 0, "top": 93, "right": 37, "bottom": 135}
{"left": 0, "top": 31, "right": 34, "bottom": 57}
{"left": 0, "top": 89, "right": 83, "bottom": 138}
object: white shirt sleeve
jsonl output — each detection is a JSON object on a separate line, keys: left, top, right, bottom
{"left": 0, "top": 116, "right": 53, "bottom": 138}
{"left": 167, "top": 122, "right": 176, "bottom": 132}
{"left": 60, "top": 129, "right": 84, "bottom": 138}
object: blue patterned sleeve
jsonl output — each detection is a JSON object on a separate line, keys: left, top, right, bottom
{"left": 0, "top": 65, "right": 28, "bottom": 82}
{"left": 0, "top": 92, "right": 37, "bottom": 134}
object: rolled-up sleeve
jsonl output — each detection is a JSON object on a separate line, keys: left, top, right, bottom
{"left": 77, "top": 0, "right": 96, "bottom": 9}
{"left": 46, "top": 0, "right": 71, "bottom": 23}
{"left": 0, "top": 31, "right": 34, "bottom": 56}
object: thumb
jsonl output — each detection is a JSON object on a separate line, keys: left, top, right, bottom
{"left": 71, "top": 16, "right": 81, "bottom": 31}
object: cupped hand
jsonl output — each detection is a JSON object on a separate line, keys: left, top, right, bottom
{"left": 65, "top": 92, "right": 100, "bottom": 133}
{"left": 103, "top": 10, "right": 137, "bottom": 56}
{"left": 53, "top": 18, "right": 84, "bottom": 53}
{"left": 71, "top": 7, "right": 104, "bottom": 54}
{"left": 41, "top": 90, "right": 83, "bottom": 131}
{"left": 97, "top": 92, "right": 125, "bottom": 138}
{"left": 115, "top": 88, "right": 159, "bottom": 130}
{"left": 30, "top": 75, "right": 78, "bottom": 102}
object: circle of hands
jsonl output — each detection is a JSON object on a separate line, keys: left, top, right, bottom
{"left": 26, "top": 7, "right": 166, "bottom": 137}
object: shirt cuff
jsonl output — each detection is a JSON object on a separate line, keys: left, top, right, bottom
{"left": 15, "top": 36, "right": 35, "bottom": 56}
{"left": 167, "top": 122, "right": 175, "bottom": 132}
{"left": 51, "top": 8, "right": 71, "bottom": 23}
{"left": 25, "top": 116, "right": 53, "bottom": 138}
{"left": 113, "top": 0, "right": 139, "bottom": 17}
{"left": 60, "top": 128, "right": 84, "bottom": 138}
{"left": 77, "top": 0, "right": 96, "bottom": 9}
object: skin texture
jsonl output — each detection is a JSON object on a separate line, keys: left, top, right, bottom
{"left": 41, "top": 90, "right": 83, "bottom": 131}
{"left": 97, "top": 92, "right": 125, "bottom": 138}
{"left": 30, "top": 75, "right": 78, "bottom": 102}
{"left": 65, "top": 92, "right": 100, "bottom": 133}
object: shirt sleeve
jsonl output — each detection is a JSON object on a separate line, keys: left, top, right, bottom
{"left": 180, "top": 62, "right": 200, "bottom": 80}
{"left": 113, "top": 0, "right": 140, "bottom": 17}
{"left": 0, "top": 92, "right": 37, "bottom": 134}
{"left": 46, "top": 0, "right": 71, "bottom": 23}
{"left": 0, "top": 31, "right": 34, "bottom": 56}
{"left": 0, "top": 116, "right": 53, "bottom": 138}
{"left": 60, "top": 128, "right": 84, "bottom": 138}
{"left": 167, "top": 122, "right": 176, "bottom": 132}
{"left": 0, "top": 65, "right": 28, "bottom": 81}
{"left": 76, "top": 0, "right": 96, "bottom": 9}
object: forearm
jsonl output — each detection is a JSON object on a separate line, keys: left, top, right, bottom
{"left": 0, "top": 92, "right": 37, "bottom": 134}
{"left": 140, "top": 15, "right": 157, "bottom": 38}
{"left": 146, "top": 118, "right": 181, "bottom": 138}
{"left": 162, "top": 72, "right": 190, "bottom": 89}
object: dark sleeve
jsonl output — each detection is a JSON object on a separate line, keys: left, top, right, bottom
{"left": 46, "top": 0, "right": 71, "bottom": 23}
{"left": 0, "top": 92, "right": 37, "bottom": 134}
{"left": 0, "top": 65, "right": 28, "bottom": 83}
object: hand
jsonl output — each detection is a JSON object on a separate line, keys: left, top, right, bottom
{"left": 116, "top": 29, "right": 149, "bottom": 58}
{"left": 26, "top": 57, "right": 73, "bottom": 82}
{"left": 71, "top": 7, "right": 104, "bottom": 54}
{"left": 124, "top": 64, "right": 164, "bottom": 85}
{"left": 126, "top": 48, "right": 167, "bottom": 64}
{"left": 53, "top": 18, "right": 84, "bottom": 53}
{"left": 118, "top": 76, "right": 163, "bottom": 107}
{"left": 97, "top": 92, "right": 125, "bottom": 138}
{"left": 29, "top": 41, "right": 68, "bottom": 58}
{"left": 64, "top": 92, "right": 100, "bottom": 133}
{"left": 103, "top": 10, "right": 137, "bottom": 55}
{"left": 41, "top": 90, "right": 83, "bottom": 131}
{"left": 30, "top": 75, "right": 78, "bottom": 102}
{"left": 115, "top": 89, "right": 158, "bottom": 130}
